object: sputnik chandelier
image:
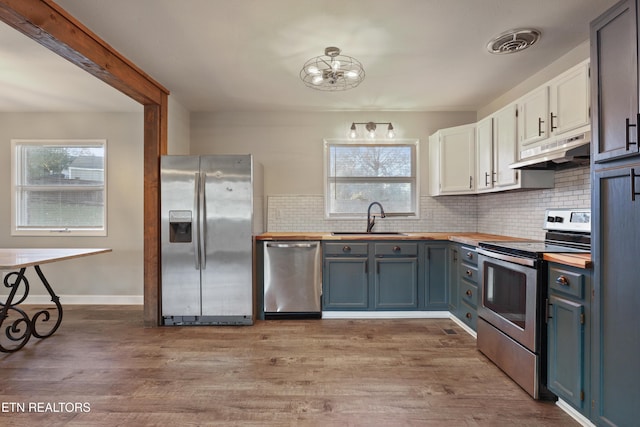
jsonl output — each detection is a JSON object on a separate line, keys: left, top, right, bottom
{"left": 300, "top": 46, "right": 365, "bottom": 91}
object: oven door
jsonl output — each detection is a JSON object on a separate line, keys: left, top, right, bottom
{"left": 477, "top": 249, "right": 539, "bottom": 353}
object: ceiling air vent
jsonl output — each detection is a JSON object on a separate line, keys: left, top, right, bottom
{"left": 487, "top": 28, "right": 541, "bottom": 54}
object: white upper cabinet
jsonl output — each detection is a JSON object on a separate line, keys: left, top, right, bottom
{"left": 493, "top": 103, "right": 519, "bottom": 188}
{"left": 476, "top": 116, "right": 494, "bottom": 192}
{"left": 519, "top": 86, "right": 550, "bottom": 147}
{"left": 476, "top": 103, "right": 554, "bottom": 194}
{"left": 518, "top": 60, "right": 591, "bottom": 155}
{"left": 429, "top": 61, "right": 587, "bottom": 196}
{"left": 429, "top": 123, "right": 476, "bottom": 195}
{"left": 549, "top": 60, "right": 590, "bottom": 136}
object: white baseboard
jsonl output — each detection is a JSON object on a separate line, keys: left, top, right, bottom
{"left": 321, "top": 311, "right": 451, "bottom": 319}
{"left": 1, "top": 294, "right": 143, "bottom": 305}
{"left": 556, "top": 399, "right": 595, "bottom": 427}
{"left": 449, "top": 314, "right": 478, "bottom": 338}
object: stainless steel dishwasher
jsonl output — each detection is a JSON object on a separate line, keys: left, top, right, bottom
{"left": 263, "top": 241, "right": 322, "bottom": 319}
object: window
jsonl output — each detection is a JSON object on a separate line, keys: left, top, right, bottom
{"left": 11, "top": 139, "right": 107, "bottom": 236}
{"left": 324, "top": 139, "right": 419, "bottom": 218}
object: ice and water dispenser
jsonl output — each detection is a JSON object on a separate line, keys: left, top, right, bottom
{"left": 168, "top": 210, "right": 192, "bottom": 243}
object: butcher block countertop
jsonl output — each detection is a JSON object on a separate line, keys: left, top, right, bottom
{"left": 257, "top": 232, "right": 519, "bottom": 245}
{"left": 543, "top": 253, "right": 592, "bottom": 269}
{"left": 256, "top": 232, "right": 592, "bottom": 269}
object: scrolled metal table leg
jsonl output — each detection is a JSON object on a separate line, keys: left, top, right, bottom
{"left": 0, "top": 269, "right": 33, "bottom": 353}
{"left": 30, "top": 265, "right": 63, "bottom": 339}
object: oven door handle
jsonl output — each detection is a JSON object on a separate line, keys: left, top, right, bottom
{"left": 477, "top": 248, "right": 537, "bottom": 267}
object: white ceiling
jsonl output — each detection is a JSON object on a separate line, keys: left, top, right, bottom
{"left": 1, "top": 0, "right": 618, "bottom": 113}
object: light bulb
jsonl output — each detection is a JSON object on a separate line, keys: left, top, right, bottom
{"left": 368, "top": 129, "right": 376, "bottom": 139}
{"left": 349, "top": 123, "right": 357, "bottom": 139}
{"left": 312, "top": 75, "right": 323, "bottom": 85}
{"left": 346, "top": 70, "right": 358, "bottom": 79}
{"left": 307, "top": 65, "right": 321, "bottom": 75}
{"left": 331, "top": 60, "right": 341, "bottom": 71}
{"left": 386, "top": 124, "right": 395, "bottom": 138}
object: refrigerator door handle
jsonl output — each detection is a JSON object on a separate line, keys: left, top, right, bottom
{"left": 199, "top": 172, "right": 207, "bottom": 270}
{"left": 194, "top": 172, "right": 201, "bottom": 270}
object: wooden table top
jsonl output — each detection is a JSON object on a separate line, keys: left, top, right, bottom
{"left": 0, "top": 248, "right": 112, "bottom": 269}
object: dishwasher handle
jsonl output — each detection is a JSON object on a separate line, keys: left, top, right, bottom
{"left": 265, "top": 242, "right": 318, "bottom": 249}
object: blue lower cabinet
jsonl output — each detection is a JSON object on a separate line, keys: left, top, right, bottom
{"left": 323, "top": 256, "right": 369, "bottom": 310}
{"left": 424, "top": 243, "right": 449, "bottom": 310}
{"left": 449, "top": 244, "right": 479, "bottom": 331}
{"left": 546, "top": 262, "right": 591, "bottom": 418}
{"left": 322, "top": 241, "right": 448, "bottom": 311}
{"left": 458, "top": 300, "right": 477, "bottom": 330}
{"left": 547, "top": 295, "right": 585, "bottom": 409}
{"left": 374, "top": 257, "right": 418, "bottom": 309}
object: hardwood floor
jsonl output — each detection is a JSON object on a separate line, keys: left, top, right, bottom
{"left": 0, "top": 305, "right": 578, "bottom": 426}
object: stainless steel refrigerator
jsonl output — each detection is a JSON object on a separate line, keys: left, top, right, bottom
{"left": 160, "top": 154, "right": 263, "bottom": 325}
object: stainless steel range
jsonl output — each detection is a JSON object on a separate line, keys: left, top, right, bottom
{"left": 476, "top": 208, "right": 591, "bottom": 399}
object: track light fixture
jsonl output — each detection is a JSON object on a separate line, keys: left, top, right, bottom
{"left": 348, "top": 122, "right": 395, "bottom": 139}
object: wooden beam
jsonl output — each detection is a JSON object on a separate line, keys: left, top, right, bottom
{"left": 0, "top": 0, "right": 168, "bottom": 105}
{"left": 144, "top": 98, "right": 168, "bottom": 327}
{"left": 0, "top": 0, "right": 168, "bottom": 326}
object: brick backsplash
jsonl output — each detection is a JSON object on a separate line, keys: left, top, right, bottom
{"left": 266, "top": 166, "right": 590, "bottom": 240}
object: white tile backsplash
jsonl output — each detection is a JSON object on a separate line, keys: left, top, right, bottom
{"left": 267, "top": 166, "right": 590, "bottom": 240}
{"left": 477, "top": 166, "right": 590, "bottom": 240}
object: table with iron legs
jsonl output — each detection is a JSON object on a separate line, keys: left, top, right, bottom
{"left": 0, "top": 248, "right": 111, "bottom": 353}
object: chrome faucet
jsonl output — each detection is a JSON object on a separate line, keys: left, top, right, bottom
{"left": 366, "top": 202, "right": 386, "bottom": 232}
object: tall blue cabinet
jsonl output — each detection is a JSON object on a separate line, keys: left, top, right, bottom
{"left": 590, "top": 1, "right": 640, "bottom": 424}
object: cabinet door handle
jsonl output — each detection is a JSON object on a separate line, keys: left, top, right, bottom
{"left": 465, "top": 312, "right": 472, "bottom": 319}
{"left": 538, "top": 117, "right": 545, "bottom": 137}
{"left": 465, "top": 289, "right": 473, "bottom": 297}
{"left": 466, "top": 270, "right": 473, "bottom": 277}
{"left": 555, "top": 275, "right": 569, "bottom": 286}
{"left": 492, "top": 171, "right": 497, "bottom": 184}
{"left": 469, "top": 175, "right": 473, "bottom": 189}
{"left": 632, "top": 168, "right": 640, "bottom": 202}
{"left": 466, "top": 252, "right": 473, "bottom": 260}
{"left": 342, "top": 245, "right": 351, "bottom": 253}
{"left": 626, "top": 115, "right": 639, "bottom": 151}
{"left": 452, "top": 249, "right": 458, "bottom": 263}
{"left": 485, "top": 172, "right": 490, "bottom": 187}
{"left": 550, "top": 112, "right": 557, "bottom": 131}
{"left": 393, "top": 246, "right": 401, "bottom": 253}
{"left": 545, "top": 298, "right": 552, "bottom": 323}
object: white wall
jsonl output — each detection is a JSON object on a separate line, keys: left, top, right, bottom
{"left": 0, "top": 112, "right": 144, "bottom": 303}
{"left": 168, "top": 96, "right": 191, "bottom": 154}
{"left": 190, "top": 111, "right": 477, "bottom": 197}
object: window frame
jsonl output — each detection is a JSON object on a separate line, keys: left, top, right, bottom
{"left": 11, "top": 139, "right": 108, "bottom": 237}
{"left": 323, "top": 138, "right": 420, "bottom": 219}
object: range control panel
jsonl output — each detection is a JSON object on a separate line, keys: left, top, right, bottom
{"left": 544, "top": 208, "right": 591, "bottom": 233}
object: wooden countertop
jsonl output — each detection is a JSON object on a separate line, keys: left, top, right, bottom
{"left": 256, "top": 232, "right": 523, "bottom": 245}
{"left": 543, "top": 253, "right": 592, "bottom": 269}
{"left": 256, "top": 232, "right": 592, "bottom": 268}
{"left": 257, "top": 232, "right": 529, "bottom": 246}
{"left": 0, "top": 248, "right": 112, "bottom": 269}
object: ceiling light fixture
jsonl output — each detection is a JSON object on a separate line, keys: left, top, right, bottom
{"left": 300, "top": 47, "right": 365, "bottom": 91}
{"left": 349, "top": 122, "right": 395, "bottom": 139}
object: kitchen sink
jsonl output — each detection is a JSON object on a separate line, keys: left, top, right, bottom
{"left": 331, "top": 232, "right": 407, "bottom": 236}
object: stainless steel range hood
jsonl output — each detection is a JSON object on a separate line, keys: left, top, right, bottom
{"left": 510, "top": 131, "right": 591, "bottom": 170}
